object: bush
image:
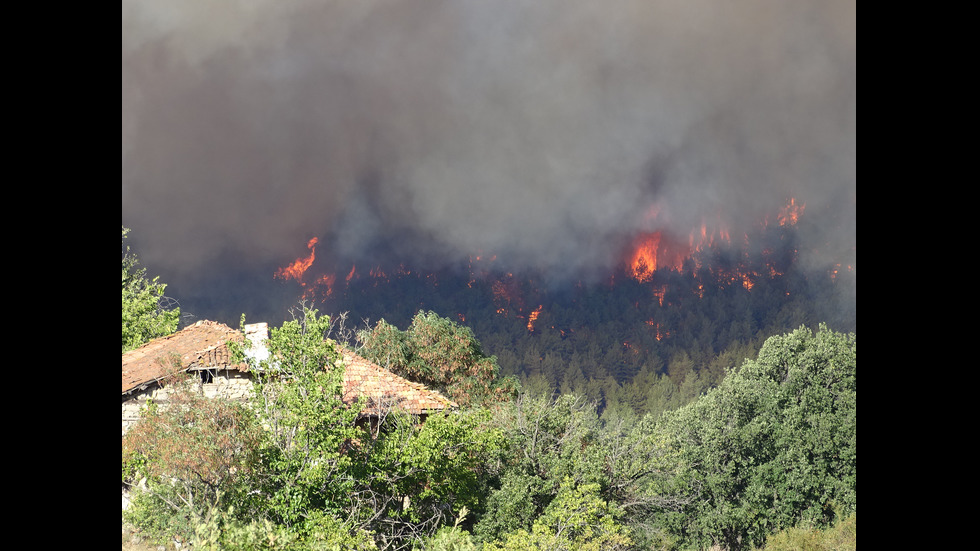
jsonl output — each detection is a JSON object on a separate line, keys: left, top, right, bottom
{"left": 191, "top": 507, "right": 378, "bottom": 551}
{"left": 756, "top": 512, "right": 855, "bottom": 551}
{"left": 122, "top": 386, "right": 266, "bottom": 545}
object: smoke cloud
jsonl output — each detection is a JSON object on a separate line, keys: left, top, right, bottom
{"left": 122, "top": 0, "right": 855, "bottom": 322}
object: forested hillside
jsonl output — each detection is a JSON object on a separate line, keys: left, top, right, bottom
{"left": 316, "top": 220, "right": 855, "bottom": 421}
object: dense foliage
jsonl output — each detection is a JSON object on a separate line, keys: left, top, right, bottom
{"left": 123, "top": 308, "right": 854, "bottom": 550}
{"left": 122, "top": 226, "right": 180, "bottom": 351}
{"left": 357, "top": 311, "right": 520, "bottom": 407}
{"left": 656, "top": 324, "right": 855, "bottom": 550}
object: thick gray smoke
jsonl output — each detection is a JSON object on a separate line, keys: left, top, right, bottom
{"left": 122, "top": 0, "right": 855, "bottom": 322}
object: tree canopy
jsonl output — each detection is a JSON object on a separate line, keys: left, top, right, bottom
{"left": 656, "top": 324, "right": 856, "bottom": 550}
{"left": 122, "top": 226, "right": 180, "bottom": 351}
{"left": 357, "top": 311, "right": 520, "bottom": 407}
{"left": 123, "top": 295, "right": 855, "bottom": 550}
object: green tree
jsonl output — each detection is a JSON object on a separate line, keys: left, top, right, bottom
{"left": 122, "top": 226, "right": 180, "bottom": 351}
{"left": 348, "top": 408, "right": 504, "bottom": 547}
{"left": 657, "top": 324, "right": 856, "bottom": 550}
{"left": 473, "top": 394, "right": 608, "bottom": 544}
{"left": 598, "top": 412, "right": 683, "bottom": 549}
{"left": 358, "top": 311, "right": 519, "bottom": 407}
{"left": 237, "top": 305, "right": 365, "bottom": 531}
{"left": 483, "top": 480, "right": 631, "bottom": 551}
{"left": 122, "top": 385, "right": 266, "bottom": 545}
{"left": 417, "top": 507, "right": 478, "bottom": 551}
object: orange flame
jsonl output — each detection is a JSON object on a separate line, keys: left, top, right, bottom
{"left": 628, "top": 233, "right": 660, "bottom": 283}
{"left": 491, "top": 275, "right": 523, "bottom": 317}
{"left": 627, "top": 231, "right": 690, "bottom": 282}
{"left": 275, "top": 237, "right": 318, "bottom": 281}
{"left": 740, "top": 272, "right": 754, "bottom": 291}
{"left": 527, "top": 305, "right": 543, "bottom": 332}
{"left": 777, "top": 198, "right": 805, "bottom": 226}
{"left": 302, "top": 273, "right": 336, "bottom": 300}
{"left": 646, "top": 320, "right": 669, "bottom": 341}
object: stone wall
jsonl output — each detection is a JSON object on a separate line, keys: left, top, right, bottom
{"left": 122, "top": 370, "right": 256, "bottom": 436}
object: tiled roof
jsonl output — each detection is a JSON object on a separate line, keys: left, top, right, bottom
{"left": 122, "top": 320, "right": 457, "bottom": 415}
{"left": 339, "top": 350, "right": 458, "bottom": 416}
{"left": 122, "top": 320, "right": 247, "bottom": 395}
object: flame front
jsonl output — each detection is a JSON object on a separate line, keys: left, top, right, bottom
{"left": 628, "top": 233, "right": 661, "bottom": 283}
{"left": 627, "top": 231, "right": 690, "bottom": 282}
{"left": 269, "top": 197, "right": 819, "bottom": 342}
{"left": 303, "top": 273, "right": 336, "bottom": 300}
{"left": 527, "top": 305, "right": 543, "bottom": 332}
{"left": 275, "top": 237, "right": 318, "bottom": 281}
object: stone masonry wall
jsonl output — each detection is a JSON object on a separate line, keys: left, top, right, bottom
{"left": 122, "top": 370, "right": 255, "bottom": 436}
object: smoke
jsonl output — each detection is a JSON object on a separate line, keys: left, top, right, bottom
{"left": 122, "top": 0, "right": 855, "bottom": 321}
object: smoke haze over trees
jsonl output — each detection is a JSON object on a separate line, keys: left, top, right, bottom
{"left": 122, "top": 0, "right": 855, "bottom": 326}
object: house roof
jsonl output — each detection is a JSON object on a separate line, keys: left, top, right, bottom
{"left": 340, "top": 350, "right": 458, "bottom": 416}
{"left": 122, "top": 320, "right": 457, "bottom": 415}
{"left": 122, "top": 320, "right": 248, "bottom": 395}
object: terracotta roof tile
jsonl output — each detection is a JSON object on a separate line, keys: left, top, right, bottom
{"left": 122, "top": 320, "right": 246, "bottom": 395}
{"left": 339, "top": 350, "right": 458, "bottom": 415}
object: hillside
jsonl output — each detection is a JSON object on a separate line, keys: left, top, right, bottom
{"left": 281, "top": 220, "right": 855, "bottom": 417}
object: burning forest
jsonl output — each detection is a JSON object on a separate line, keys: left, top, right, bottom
{"left": 122, "top": 0, "right": 855, "bottom": 394}
{"left": 122, "top": 4, "right": 856, "bottom": 547}
{"left": 263, "top": 197, "right": 853, "bottom": 394}
{"left": 270, "top": 197, "right": 844, "bottom": 320}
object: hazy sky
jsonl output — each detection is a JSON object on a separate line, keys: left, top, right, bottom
{"left": 122, "top": 0, "right": 855, "bottom": 323}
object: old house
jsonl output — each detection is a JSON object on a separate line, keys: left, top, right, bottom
{"left": 122, "top": 320, "right": 457, "bottom": 437}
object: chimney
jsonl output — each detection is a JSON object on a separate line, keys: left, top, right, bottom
{"left": 243, "top": 322, "right": 270, "bottom": 365}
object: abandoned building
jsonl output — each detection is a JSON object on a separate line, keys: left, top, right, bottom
{"left": 121, "top": 319, "right": 458, "bottom": 437}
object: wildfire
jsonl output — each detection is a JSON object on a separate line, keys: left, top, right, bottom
{"left": 491, "top": 275, "right": 523, "bottom": 316}
{"left": 303, "top": 273, "right": 336, "bottom": 300}
{"left": 275, "top": 237, "right": 318, "bottom": 281}
{"left": 624, "top": 198, "right": 803, "bottom": 285}
{"left": 646, "top": 320, "right": 669, "bottom": 341}
{"left": 628, "top": 233, "right": 659, "bottom": 283}
{"left": 270, "top": 197, "right": 822, "bottom": 330}
{"left": 467, "top": 252, "right": 498, "bottom": 288}
{"left": 829, "top": 263, "right": 853, "bottom": 282}
{"left": 777, "top": 198, "right": 805, "bottom": 226}
{"left": 527, "top": 305, "right": 543, "bottom": 332}
{"left": 274, "top": 237, "right": 343, "bottom": 300}
{"left": 627, "top": 231, "right": 690, "bottom": 283}
{"left": 690, "top": 221, "right": 731, "bottom": 253}
{"left": 740, "top": 272, "right": 755, "bottom": 291}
